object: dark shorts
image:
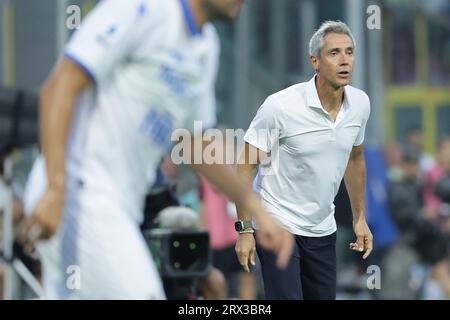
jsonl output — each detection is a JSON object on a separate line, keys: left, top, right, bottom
{"left": 212, "top": 244, "right": 242, "bottom": 278}
{"left": 256, "top": 232, "right": 337, "bottom": 300}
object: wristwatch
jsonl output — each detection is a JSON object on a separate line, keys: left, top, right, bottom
{"left": 234, "top": 220, "right": 254, "bottom": 232}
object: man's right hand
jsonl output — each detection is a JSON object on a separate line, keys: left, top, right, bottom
{"left": 19, "top": 187, "right": 64, "bottom": 253}
{"left": 239, "top": 194, "right": 294, "bottom": 270}
{"left": 235, "top": 233, "right": 256, "bottom": 272}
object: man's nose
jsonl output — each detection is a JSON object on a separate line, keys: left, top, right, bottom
{"left": 339, "top": 53, "right": 350, "bottom": 65}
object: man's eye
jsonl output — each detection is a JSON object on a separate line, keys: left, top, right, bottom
{"left": 331, "top": 51, "right": 337, "bottom": 56}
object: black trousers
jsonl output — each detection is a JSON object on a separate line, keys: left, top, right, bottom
{"left": 256, "top": 232, "right": 337, "bottom": 300}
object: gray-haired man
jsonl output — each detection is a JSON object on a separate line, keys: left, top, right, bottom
{"left": 235, "top": 20, "right": 373, "bottom": 300}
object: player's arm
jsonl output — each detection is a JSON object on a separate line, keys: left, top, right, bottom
{"left": 41, "top": 58, "right": 92, "bottom": 193}
{"left": 344, "top": 144, "right": 373, "bottom": 259}
{"left": 189, "top": 137, "right": 293, "bottom": 270}
{"left": 233, "top": 142, "right": 261, "bottom": 272}
{"left": 189, "top": 138, "right": 259, "bottom": 221}
{"left": 234, "top": 142, "right": 293, "bottom": 271}
{"left": 235, "top": 143, "right": 261, "bottom": 221}
{"left": 20, "top": 58, "right": 92, "bottom": 249}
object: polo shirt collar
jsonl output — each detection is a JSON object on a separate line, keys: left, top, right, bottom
{"left": 305, "top": 75, "right": 353, "bottom": 111}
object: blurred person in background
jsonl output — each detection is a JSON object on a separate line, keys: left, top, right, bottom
{"left": 388, "top": 146, "right": 424, "bottom": 236}
{"left": 20, "top": 0, "right": 293, "bottom": 299}
{"left": 423, "top": 137, "right": 450, "bottom": 224}
{"left": 235, "top": 20, "right": 372, "bottom": 300}
{"left": 382, "top": 147, "right": 424, "bottom": 299}
{"left": 143, "top": 157, "right": 228, "bottom": 300}
{"left": 198, "top": 126, "right": 256, "bottom": 299}
{"left": 0, "top": 162, "right": 8, "bottom": 300}
{"left": 199, "top": 175, "right": 256, "bottom": 299}
{"left": 384, "top": 146, "right": 450, "bottom": 299}
{"left": 384, "top": 142, "right": 404, "bottom": 183}
{"left": 145, "top": 155, "right": 227, "bottom": 300}
{"left": 405, "top": 127, "right": 436, "bottom": 175}
{"left": 427, "top": 137, "right": 450, "bottom": 298}
{"left": 141, "top": 156, "right": 180, "bottom": 232}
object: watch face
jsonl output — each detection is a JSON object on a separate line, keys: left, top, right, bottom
{"left": 234, "top": 221, "right": 242, "bottom": 231}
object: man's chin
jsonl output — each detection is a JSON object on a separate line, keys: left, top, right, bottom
{"left": 335, "top": 77, "right": 351, "bottom": 87}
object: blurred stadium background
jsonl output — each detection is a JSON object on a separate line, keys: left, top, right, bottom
{"left": 1, "top": 0, "right": 450, "bottom": 300}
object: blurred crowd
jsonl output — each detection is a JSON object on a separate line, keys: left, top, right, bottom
{"left": 1, "top": 127, "right": 450, "bottom": 300}
{"left": 335, "top": 129, "right": 450, "bottom": 300}
{"left": 139, "top": 126, "right": 450, "bottom": 300}
{"left": 380, "top": 130, "right": 450, "bottom": 299}
{"left": 0, "top": 143, "right": 259, "bottom": 300}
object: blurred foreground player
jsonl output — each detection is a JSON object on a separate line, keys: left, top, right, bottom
{"left": 20, "top": 0, "right": 293, "bottom": 299}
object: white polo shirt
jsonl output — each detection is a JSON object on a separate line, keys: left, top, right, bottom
{"left": 244, "top": 76, "right": 371, "bottom": 237}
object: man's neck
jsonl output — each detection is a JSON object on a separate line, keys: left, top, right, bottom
{"left": 315, "top": 74, "right": 345, "bottom": 113}
{"left": 189, "top": 0, "right": 209, "bottom": 29}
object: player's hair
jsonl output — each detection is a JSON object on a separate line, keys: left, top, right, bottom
{"left": 309, "top": 20, "right": 356, "bottom": 58}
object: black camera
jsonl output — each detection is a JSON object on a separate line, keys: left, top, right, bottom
{"left": 144, "top": 228, "right": 211, "bottom": 279}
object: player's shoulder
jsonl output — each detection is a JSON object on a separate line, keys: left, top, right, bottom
{"left": 202, "top": 23, "right": 220, "bottom": 48}
{"left": 203, "top": 23, "right": 219, "bottom": 39}
{"left": 345, "top": 85, "right": 371, "bottom": 119}
{"left": 265, "top": 82, "right": 307, "bottom": 110}
{"left": 106, "top": 0, "right": 168, "bottom": 14}
{"left": 139, "top": 0, "right": 171, "bottom": 10}
{"left": 129, "top": 0, "right": 178, "bottom": 25}
{"left": 345, "top": 85, "right": 370, "bottom": 106}
{"left": 129, "top": 0, "right": 184, "bottom": 44}
{"left": 99, "top": 0, "right": 175, "bottom": 30}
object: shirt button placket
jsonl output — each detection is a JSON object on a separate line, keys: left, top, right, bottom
{"left": 325, "top": 112, "right": 336, "bottom": 142}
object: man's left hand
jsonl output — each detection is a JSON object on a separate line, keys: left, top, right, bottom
{"left": 350, "top": 218, "right": 373, "bottom": 259}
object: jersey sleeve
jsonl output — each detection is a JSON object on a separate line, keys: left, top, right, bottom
{"left": 64, "top": 0, "right": 159, "bottom": 83}
{"left": 244, "top": 97, "right": 284, "bottom": 153}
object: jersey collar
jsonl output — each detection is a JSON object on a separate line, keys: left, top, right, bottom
{"left": 179, "top": 0, "right": 202, "bottom": 36}
{"left": 305, "top": 75, "right": 352, "bottom": 111}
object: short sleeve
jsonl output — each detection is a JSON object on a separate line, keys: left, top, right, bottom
{"left": 354, "top": 94, "right": 371, "bottom": 146}
{"left": 64, "top": 0, "right": 158, "bottom": 83}
{"left": 244, "top": 97, "right": 283, "bottom": 153}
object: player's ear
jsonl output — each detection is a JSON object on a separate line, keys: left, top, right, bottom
{"left": 310, "top": 55, "right": 319, "bottom": 73}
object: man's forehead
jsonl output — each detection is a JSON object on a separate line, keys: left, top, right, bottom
{"left": 323, "top": 33, "right": 353, "bottom": 48}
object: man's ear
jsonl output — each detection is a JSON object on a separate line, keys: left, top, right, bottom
{"left": 310, "top": 55, "right": 319, "bottom": 73}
